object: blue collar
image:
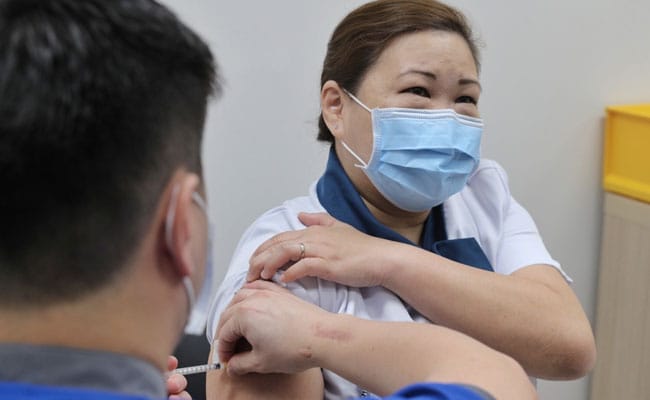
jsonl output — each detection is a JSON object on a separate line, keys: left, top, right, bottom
{"left": 316, "top": 147, "right": 493, "bottom": 272}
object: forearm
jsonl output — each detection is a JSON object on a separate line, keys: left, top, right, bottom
{"left": 311, "top": 314, "right": 536, "bottom": 400}
{"left": 380, "top": 244, "right": 595, "bottom": 379}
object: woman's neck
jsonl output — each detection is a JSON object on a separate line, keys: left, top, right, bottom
{"left": 362, "top": 197, "right": 429, "bottom": 244}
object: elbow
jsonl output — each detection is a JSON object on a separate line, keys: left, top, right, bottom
{"left": 563, "top": 334, "right": 597, "bottom": 379}
{"left": 556, "top": 345, "right": 596, "bottom": 380}
{"left": 546, "top": 330, "right": 597, "bottom": 380}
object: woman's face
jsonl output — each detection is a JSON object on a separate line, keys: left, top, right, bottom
{"left": 342, "top": 29, "right": 480, "bottom": 165}
{"left": 334, "top": 29, "right": 480, "bottom": 215}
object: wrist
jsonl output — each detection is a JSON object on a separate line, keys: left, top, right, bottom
{"left": 308, "top": 312, "right": 353, "bottom": 370}
{"left": 377, "top": 240, "right": 406, "bottom": 288}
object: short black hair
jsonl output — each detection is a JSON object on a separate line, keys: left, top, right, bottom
{"left": 0, "top": 0, "right": 218, "bottom": 307}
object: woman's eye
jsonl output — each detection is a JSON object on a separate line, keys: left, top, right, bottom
{"left": 456, "top": 95, "right": 477, "bottom": 105}
{"left": 403, "top": 87, "right": 430, "bottom": 98}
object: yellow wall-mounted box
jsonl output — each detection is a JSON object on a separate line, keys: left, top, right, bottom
{"left": 603, "top": 104, "right": 650, "bottom": 204}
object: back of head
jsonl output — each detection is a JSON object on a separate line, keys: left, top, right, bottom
{"left": 317, "top": 0, "right": 480, "bottom": 142}
{"left": 0, "top": 0, "right": 218, "bottom": 308}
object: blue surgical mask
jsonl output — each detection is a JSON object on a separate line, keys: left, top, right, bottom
{"left": 165, "top": 187, "right": 215, "bottom": 335}
{"left": 342, "top": 89, "right": 483, "bottom": 212}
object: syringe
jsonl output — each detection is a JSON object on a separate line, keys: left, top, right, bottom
{"left": 171, "top": 362, "right": 221, "bottom": 376}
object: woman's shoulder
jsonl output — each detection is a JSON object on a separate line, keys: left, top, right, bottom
{"left": 467, "top": 159, "right": 510, "bottom": 191}
{"left": 208, "top": 183, "right": 326, "bottom": 341}
{"left": 226, "top": 182, "right": 326, "bottom": 276}
{"left": 443, "top": 159, "right": 513, "bottom": 243}
{"left": 453, "top": 158, "right": 512, "bottom": 211}
{"left": 246, "top": 182, "right": 325, "bottom": 233}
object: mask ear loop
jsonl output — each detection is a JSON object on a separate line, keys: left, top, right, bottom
{"left": 165, "top": 184, "right": 196, "bottom": 313}
{"left": 185, "top": 191, "right": 212, "bottom": 334}
{"left": 191, "top": 192, "right": 208, "bottom": 212}
{"left": 339, "top": 88, "right": 373, "bottom": 169}
{"left": 341, "top": 141, "right": 369, "bottom": 169}
{"left": 342, "top": 88, "right": 372, "bottom": 113}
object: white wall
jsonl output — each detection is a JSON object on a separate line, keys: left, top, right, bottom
{"left": 161, "top": 1, "right": 650, "bottom": 399}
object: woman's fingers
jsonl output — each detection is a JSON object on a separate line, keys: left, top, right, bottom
{"left": 242, "top": 279, "right": 291, "bottom": 293}
{"left": 247, "top": 213, "right": 335, "bottom": 281}
{"left": 224, "top": 350, "right": 259, "bottom": 376}
{"left": 216, "top": 283, "right": 284, "bottom": 363}
{"left": 298, "top": 212, "right": 335, "bottom": 227}
{"left": 250, "top": 230, "right": 302, "bottom": 259}
{"left": 216, "top": 316, "right": 241, "bottom": 365}
{"left": 248, "top": 240, "right": 316, "bottom": 282}
{"left": 280, "top": 257, "right": 327, "bottom": 283}
{"left": 248, "top": 240, "right": 297, "bottom": 281}
{"left": 215, "top": 287, "right": 258, "bottom": 340}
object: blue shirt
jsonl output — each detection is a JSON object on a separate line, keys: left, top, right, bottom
{"left": 381, "top": 382, "right": 494, "bottom": 400}
{"left": 0, "top": 381, "right": 492, "bottom": 400}
{"left": 0, "top": 382, "right": 156, "bottom": 400}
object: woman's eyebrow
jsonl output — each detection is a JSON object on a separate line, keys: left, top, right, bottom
{"left": 459, "top": 78, "right": 482, "bottom": 91}
{"left": 398, "top": 70, "right": 482, "bottom": 91}
{"left": 398, "top": 69, "right": 437, "bottom": 80}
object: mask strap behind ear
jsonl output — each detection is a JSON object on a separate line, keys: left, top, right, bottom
{"left": 191, "top": 192, "right": 208, "bottom": 213}
{"left": 165, "top": 184, "right": 181, "bottom": 250}
{"left": 182, "top": 276, "right": 196, "bottom": 311}
{"left": 165, "top": 184, "right": 196, "bottom": 312}
{"left": 342, "top": 88, "right": 372, "bottom": 113}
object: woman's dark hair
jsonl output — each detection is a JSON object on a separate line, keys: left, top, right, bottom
{"left": 318, "top": 0, "right": 480, "bottom": 142}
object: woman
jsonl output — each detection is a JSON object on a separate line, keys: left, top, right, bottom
{"left": 207, "top": 1, "right": 595, "bottom": 398}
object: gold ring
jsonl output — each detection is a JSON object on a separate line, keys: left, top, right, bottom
{"left": 298, "top": 242, "right": 306, "bottom": 260}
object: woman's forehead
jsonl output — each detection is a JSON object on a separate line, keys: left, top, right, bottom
{"left": 362, "top": 30, "right": 478, "bottom": 86}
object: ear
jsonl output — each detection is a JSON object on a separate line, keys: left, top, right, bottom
{"left": 321, "top": 80, "right": 346, "bottom": 139}
{"left": 164, "top": 172, "right": 202, "bottom": 278}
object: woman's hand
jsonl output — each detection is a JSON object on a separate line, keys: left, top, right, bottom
{"left": 166, "top": 356, "right": 191, "bottom": 400}
{"left": 216, "top": 280, "right": 331, "bottom": 376}
{"left": 247, "top": 212, "right": 396, "bottom": 287}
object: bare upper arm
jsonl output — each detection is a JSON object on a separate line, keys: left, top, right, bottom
{"left": 206, "top": 367, "right": 324, "bottom": 400}
{"left": 206, "top": 341, "right": 323, "bottom": 400}
{"left": 510, "top": 264, "right": 574, "bottom": 297}
{"left": 206, "top": 281, "right": 325, "bottom": 400}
